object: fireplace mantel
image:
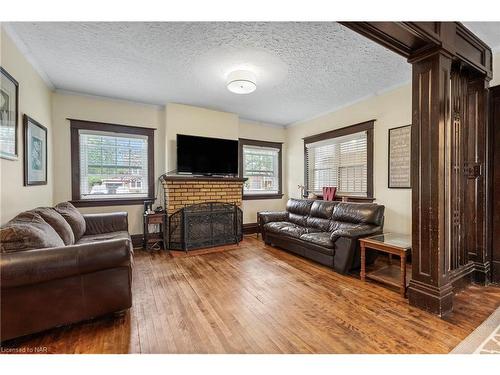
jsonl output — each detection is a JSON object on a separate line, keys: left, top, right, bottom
{"left": 161, "top": 175, "right": 247, "bottom": 183}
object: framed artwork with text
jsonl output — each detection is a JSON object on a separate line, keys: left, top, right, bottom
{"left": 0, "top": 67, "right": 19, "bottom": 160}
{"left": 388, "top": 125, "right": 411, "bottom": 189}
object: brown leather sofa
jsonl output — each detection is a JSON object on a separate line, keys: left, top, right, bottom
{"left": 259, "top": 198, "right": 384, "bottom": 274}
{"left": 0, "top": 202, "right": 133, "bottom": 342}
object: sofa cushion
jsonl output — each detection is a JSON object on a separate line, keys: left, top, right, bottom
{"left": 329, "top": 221, "right": 375, "bottom": 234}
{"left": 54, "top": 202, "right": 86, "bottom": 241}
{"left": 332, "top": 202, "right": 385, "bottom": 226}
{"left": 0, "top": 212, "right": 65, "bottom": 253}
{"left": 77, "top": 230, "right": 131, "bottom": 244}
{"left": 31, "top": 207, "right": 75, "bottom": 245}
{"left": 300, "top": 232, "right": 334, "bottom": 249}
{"left": 264, "top": 222, "right": 308, "bottom": 239}
{"left": 306, "top": 216, "right": 331, "bottom": 232}
{"left": 310, "top": 200, "right": 337, "bottom": 219}
{"left": 77, "top": 230, "right": 133, "bottom": 253}
{"left": 286, "top": 198, "right": 314, "bottom": 226}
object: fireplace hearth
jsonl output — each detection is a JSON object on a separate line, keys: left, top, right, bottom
{"left": 168, "top": 202, "right": 243, "bottom": 251}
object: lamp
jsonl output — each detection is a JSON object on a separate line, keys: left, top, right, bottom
{"left": 226, "top": 70, "right": 257, "bottom": 94}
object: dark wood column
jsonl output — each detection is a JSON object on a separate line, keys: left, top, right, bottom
{"left": 465, "top": 77, "right": 491, "bottom": 284}
{"left": 340, "top": 22, "right": 494, "bottom": 315}
{"left": 408, "top": 51, "right": 454, "bottom": 315}
{"left": 490, "top": 85, "right": 500, "bottom": 283}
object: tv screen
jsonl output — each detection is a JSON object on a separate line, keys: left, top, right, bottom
{"left": 177, "top": 134, "right": 239, "bottom": 176}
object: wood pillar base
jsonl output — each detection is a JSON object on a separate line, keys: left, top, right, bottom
{"left": 491, "top": 261, "right": 500, "bottom": 284}
{"left": 408, "top": 279, "right": 454, "bottom": 316}
{"left": 472, "top": 261, "right": 491, "bottom": 285}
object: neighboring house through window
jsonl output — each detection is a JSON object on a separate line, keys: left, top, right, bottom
{"left": 239, "top": 138, "right": 283, "bottom": 200}
{"left": 304, "top": 120, "right": 374, "bottom": 198}
{"left": 70, "top": 119, "right": 155, "bottom": 206}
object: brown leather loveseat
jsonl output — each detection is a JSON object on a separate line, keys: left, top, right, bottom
{"left": 0, "top": 202, "right": 133, "bottom": 342}
{"left": 259, "top": 198, "right": 384, "bottom": 274}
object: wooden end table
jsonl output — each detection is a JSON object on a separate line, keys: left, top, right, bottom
{"left": 143, "top": 212, "right": 168, "bottom": 251}
{"left": 359, "top": 233, "right": 411, "bottom": 298}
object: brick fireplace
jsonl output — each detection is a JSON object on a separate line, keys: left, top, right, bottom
{"left": 161, "top": 175, "right": 246, "bottom": 215}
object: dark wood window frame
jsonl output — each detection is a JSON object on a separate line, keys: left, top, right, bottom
{"left": 70, "top": 118, "right": 155, "bottom": 207}
{"left": 239, "top": 138, "right": 283, "bottom": 200}
{"left": 303, "top": 119, "right": 374, "bottom": 199}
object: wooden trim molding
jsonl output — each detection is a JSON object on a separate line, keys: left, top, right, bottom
{"left": 161, "top": 175, "right": 247, "bottom": 183}
{"left": 130, "top": 234, "right": 144, "bottom": 249}
{"left": 242, "top": 194, "right": 284, "bottom": 201}
{"left": 302, "top": 119, "right": 375, "bottom": 145}
{"left": 69, "top": 119, "right": 155, "bottom": 207}
{"left": 71, "top": 199, "right": 148, "bottom": 207}
{"left": 340, "top": 22, "right": 493, "bottom": 79}
{"left": 303, "top": 120, "right": 374, "bottom": 198}
{"left": 239, "top": 138, "right": 283, "bottom": 200}
{"left": 243, "top": 222, "right": 259, "bottom": 235}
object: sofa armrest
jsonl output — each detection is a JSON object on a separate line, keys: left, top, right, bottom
{"left": 330, "top": 225, "right": 382, "bottom": 242}
{"left": 259, "top": 211, "right": 289, "bottom": 225}
{"left": 0, "top": 238, "right": 132, "bottom": 288}
{"left": 83, "top": 212, "right": 128, "bottom": 235}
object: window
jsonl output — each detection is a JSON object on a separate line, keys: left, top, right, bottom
{"left": 70, "top": 119, "right": 155, "bottom": 206}
{"left": 239, "top": 138, "right": 283, "bottom": 200}
{"left": 304, "top": 120, "right": 373, "bottom": 197}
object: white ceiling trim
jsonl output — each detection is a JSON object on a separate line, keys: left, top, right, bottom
{"left": 2, "top": 23, "right": 55, "bottom": 90}
{"left": 54, "top": 88, "right": 166, "bottom": 110}
{"left": 239, "top": 117, "right": 286, "bottom": 129}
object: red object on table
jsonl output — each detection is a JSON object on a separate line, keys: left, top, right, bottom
{"left": 322, "top": 187, "right": 337, "bottom": 201}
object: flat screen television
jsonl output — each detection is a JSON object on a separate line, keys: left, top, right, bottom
{"left": 177, "top": 134, "right": 239, "bottom": 176}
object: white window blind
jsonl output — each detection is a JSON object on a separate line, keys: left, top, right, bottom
{"left": 79, "top": 129, "right": 149, "bottom": 200}
{"left": 305, "top": 131, "right": 367, "bottom": 196}
{"left": 242, "top": 144, "right": 280, "bottom": 195}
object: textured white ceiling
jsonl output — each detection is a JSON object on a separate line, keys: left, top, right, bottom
{"left": 5, "top": 22, "right": 499, "bottom": 125}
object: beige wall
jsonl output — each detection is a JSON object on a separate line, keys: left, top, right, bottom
{"left": 165, "top": 103, "right": 239, "bottom": 172}
{"left": 0, "top": 27, "right": 53, "bottom": 225}
{"left": 165, "top": 104, "right": 287, "bottom": 224}
{"left": 49, "top": 99, "right": 285, "bottom": 234}
{"left": 51, "top": 92, "right": 165, "bottom": 235}
{"left": 239, "top": 120, "right": 287, "bottom": 223}
{"left": 3, "top": 28, "right": 497, "bottom": 236}
{"left": 286, "top": 84, "right": 413, "bottom": 234}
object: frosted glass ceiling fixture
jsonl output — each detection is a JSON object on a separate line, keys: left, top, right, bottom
{"left": 226, "top": 70, "right": 257, "bottom": 94}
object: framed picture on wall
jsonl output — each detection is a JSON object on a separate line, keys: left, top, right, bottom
{"left": 0, "top": 67, "right": 19, "bottom": 160}
{"left": 23, "top": 114, "right": 48, "bottom": 186}
{"left": 388, "top": 125, "right": 411, "bottom": 188}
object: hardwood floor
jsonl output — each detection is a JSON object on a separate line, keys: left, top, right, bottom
{"left": 2, "top": 236, "right": 499, "bottom": 354}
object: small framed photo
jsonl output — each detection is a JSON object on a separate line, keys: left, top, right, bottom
{"left": 23, "top": 114, "right": 48, "bottom": 186}
{"left": 0, "top": 67, "right": 19, "bottom": 160}
{"left": 388, "top": 125, "right": 411, "bottom": 189}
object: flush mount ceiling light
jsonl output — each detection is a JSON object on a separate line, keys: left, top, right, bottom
{"left": 226, "top": 70, "right": 257, "bottom": 94}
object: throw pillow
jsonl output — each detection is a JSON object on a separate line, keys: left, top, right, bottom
{"left": 0, "top": 211, "right": 65, "bottom": 253}
{"left": 54, "top": 202, "right": 86, "bottom": 241}
{"left": 31, "top": 207, "right": 75, "bottom": 245}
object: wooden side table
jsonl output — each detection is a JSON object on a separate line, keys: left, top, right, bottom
{"left": 143, "top": 212, "right": 168, "bottom": 251}
{"left": 359, "top": 233, "right": 412, "bottom": 298}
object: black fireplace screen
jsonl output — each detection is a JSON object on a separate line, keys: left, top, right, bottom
{"left": 168, "top": 202, "right": 243, "bottom": 251}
